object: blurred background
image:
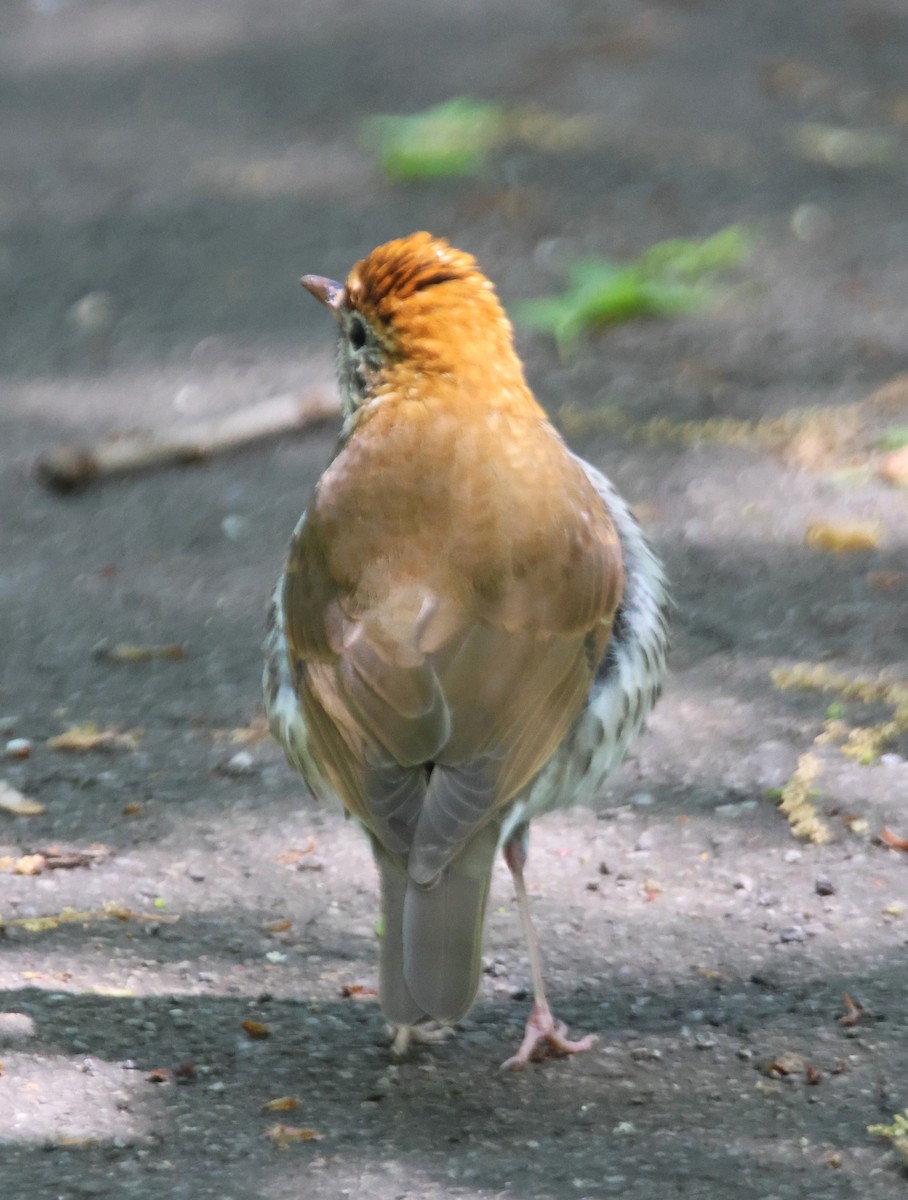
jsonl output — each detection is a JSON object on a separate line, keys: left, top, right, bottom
{"left": 1, "top": 1, "right": 907, "bottom": 1197}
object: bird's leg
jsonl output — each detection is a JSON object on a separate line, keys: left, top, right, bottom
{"left": 500, "top": 831, "right": 597, "bottom": 1070}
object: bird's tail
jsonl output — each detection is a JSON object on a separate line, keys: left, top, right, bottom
{"left": 372, "top": 820, "right": 501, "bottom": 1026}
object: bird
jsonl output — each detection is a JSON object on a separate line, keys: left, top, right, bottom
{"left": 264, "top": 232, "right": 669, "bottom": 1067}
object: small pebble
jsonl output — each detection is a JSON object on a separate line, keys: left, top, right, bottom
{"left": 715, "top": 801, "right": 758, "bottom": 818}
{"left": 779, "top": 925, "right": 806, "bottom": 943}
{"left": 4, "top": 738, "right": 32, "bottom": 759}
{"left": 782, "top": 848, "right": 802, "bottom": 863}
{"left": 173, "top": 384, "right": 204, "bottom": 413}
{"left": 0, "top": 1012, "right": 37, "bottom": 1044}
{"left": 790, "top": 202, "right": 832, "bottom": 243}
{"left": 630, "top": 1046, "right": 662, "bottom": 1061}
{"left": 880, "top": 753, "right": 904, "bottom": 768}
{"left": 221, "top": 515, "right": 247, "bottom": 541}
{"left": 222, "top": 750, "right": 254, "bottom": 776}
{"left": 815, "top": 878, "right": 836, "bottom": 897}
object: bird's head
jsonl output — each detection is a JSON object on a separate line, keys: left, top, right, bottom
{"left": 301, "top": 233, "right": 527, "bottom": 418}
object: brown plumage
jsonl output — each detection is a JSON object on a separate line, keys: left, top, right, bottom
{"left": 265, "top": 233, "right": 669, "bottom": 1065}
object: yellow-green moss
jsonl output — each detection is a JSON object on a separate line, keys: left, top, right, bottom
{"left": 776, "top": 751, "right": 830, "bottom": 844}
{"left": 771, "top": 663, "right": 908, "bottom": 765}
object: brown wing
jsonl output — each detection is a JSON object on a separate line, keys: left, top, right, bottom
{"left": 281, "top": 412, "right": 623, "bottom": 879}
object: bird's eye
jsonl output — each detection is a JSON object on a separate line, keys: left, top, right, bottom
{"left": 348, "top": 315, "right": 367, "bottom": 351}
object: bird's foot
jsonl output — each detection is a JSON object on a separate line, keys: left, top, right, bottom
{"left": 500, "top": 1000, "right": 597, "bottom": 1070}
{"left": 389, "top": 1020, "right": 455, "bottom": 1059}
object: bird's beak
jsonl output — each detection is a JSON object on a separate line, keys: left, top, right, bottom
{"left": 300, "top": 275, "right": 345, "bottom": 318}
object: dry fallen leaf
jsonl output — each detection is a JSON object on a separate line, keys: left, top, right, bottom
{"left": 643, "top": 879, "right": 663, "bottom": 902}
{"left": 146, "top": 1068, "right": 173, "bottom": 1084}
{"left": 262, "top": 918, "right": 292, "bottom": 934}
{"left": 866, "top": 570, "right": 904, "bottom": 591}
{"left": 241, "top": 1019, "right": 271, "bottom": 1039}
{"left": 805, "top": 519, "right": 882, "bottom": 555}
{"left": 211, "top": 715, "right": 271, "bottom": 745}
{"left": 263, "top": 1125, "right": 323, "bottom": 1149}
{"left": 340, "top": 983, "right": 378, "bottom": 999}
{"left": 839, "top": 992, "right": 863, "bottom": 1027}
{"left": 47, "top": 723, "right": 142, "bottom": 752}
{"left": 766, "top": 1051, "right": 806, "bottom": 1077}
{"left": 104, "top": 903, "right": 180, "bottom": 923}
{"left": 879, "top": 827, "right": 908, "bottom": 852}
{"left": 0, "top": 846, "right": 105, "bottom": 874}
{"left": 261, "top": 1096, "right": 300, "bottom": 1113}
{"left": 0, "top": 854, "right": 46, "bottom": 875}
{"left": 843, "top": 814, "right": 870, "bottom": 836}
{"left": 694, "top": 966, "right": 733, "bottom": 982}
{"left": 806, "top": 1064, "right": 822, "bottom": 1086}
{"left": 276, "top": 837, "right": 318, "bottom": 865}
{"left": 0, "top": 782, "right": 45, "bottom": 817}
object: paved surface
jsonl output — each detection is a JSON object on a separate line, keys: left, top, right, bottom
{"left": 1, "top": 1, "right": 907, "bottom": 1197}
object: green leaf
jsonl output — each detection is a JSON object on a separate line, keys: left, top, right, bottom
{"left": 515, "top": 226, "right": 749, "bottom": 350}
{"left": 363, "top": 98, "right": 505, "bottom": 181}
{"left": 637, "top": 226, "right": 751, "bottom": 280}
{"left": 876, "top": 426, "right": 908, "bottom": 451}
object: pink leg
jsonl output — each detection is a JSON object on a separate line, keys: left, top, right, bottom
{"left": 500, "top": 834, "right": 597, "bottom": 1070}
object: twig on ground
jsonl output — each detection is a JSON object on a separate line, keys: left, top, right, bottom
{"left": 36, "top": 391, "right": 341, "bottom": 492}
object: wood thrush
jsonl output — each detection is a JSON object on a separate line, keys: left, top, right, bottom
{"left": 265, "top": 233, "right": 669, "bottom": 1066}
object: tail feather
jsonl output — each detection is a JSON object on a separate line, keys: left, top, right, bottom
{"left": 402, "top": 819, "right": 501, "bottom": 1023}
{"left": 372, "top": 841, "right": 428, "bottom": 1026}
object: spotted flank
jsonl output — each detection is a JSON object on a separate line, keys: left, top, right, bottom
{"left": 503, "top": 459, "right": 670, "bottom": 841}
{"left": 263, "top": 520, "right": 337, "bottom": 812}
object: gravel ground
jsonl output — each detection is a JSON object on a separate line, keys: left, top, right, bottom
{"left": 1, "top": 1, "right": 907, "bottom": 1198}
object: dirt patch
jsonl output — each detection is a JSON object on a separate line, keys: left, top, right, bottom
{"left": 1, "top": 1, "right": 907, "bottom": 1197}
